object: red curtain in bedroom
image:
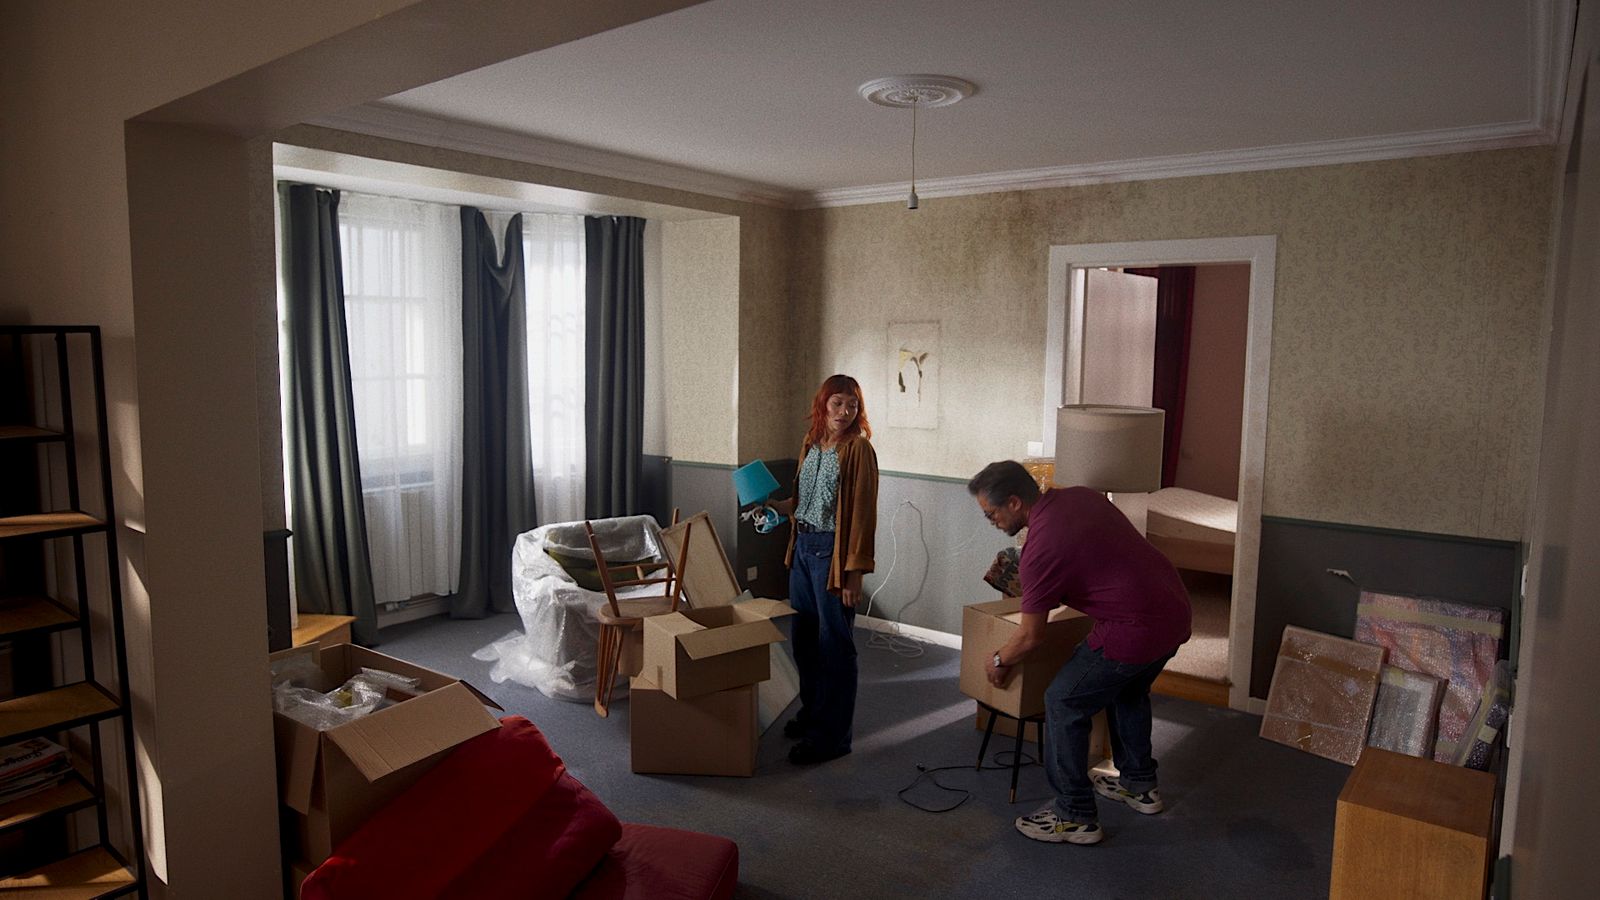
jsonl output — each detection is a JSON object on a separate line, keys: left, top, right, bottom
{"left": 1128, "top": 265, "right": 1195, "bottom": 487}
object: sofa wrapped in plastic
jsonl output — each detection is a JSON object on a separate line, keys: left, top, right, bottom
{"left": 474, "top": 517, "right": 667, "bottom": 702}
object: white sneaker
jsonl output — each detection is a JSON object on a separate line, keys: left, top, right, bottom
{"left": 1014, "top": 805, "right": 1103, "bottom": 844}
{"left": 1092, "top": 773, "right": 1164, "bottom": 814}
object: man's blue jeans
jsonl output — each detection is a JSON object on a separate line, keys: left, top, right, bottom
{"left": 1043, "top": 642, "right": 1174, "bottom": 823}
{"left": 787, "top": 530, "right": 857, "bottom": 753}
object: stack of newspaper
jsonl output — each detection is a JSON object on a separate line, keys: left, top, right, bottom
{"left": 0, "top": 738, "right": 70, "bottom": 804}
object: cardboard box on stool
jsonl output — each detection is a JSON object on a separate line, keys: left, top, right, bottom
{"left": 629, "top": 676, "right": 758, "bottom": 776}
{"left": 271, "top": 643, "right": 502, "bottom": 866}
{"left": 960, "top": 597, "right": 1093, "bottom": 718}
{"left": 960, "top": 597, "right": 1110, "bottom": 763}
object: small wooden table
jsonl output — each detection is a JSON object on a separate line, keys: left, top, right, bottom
{"left": 1331, "top": 747, "right": 1496, "bottom": 899}
{"left": 291, "top": 614, "right": 356, "bottom": 649}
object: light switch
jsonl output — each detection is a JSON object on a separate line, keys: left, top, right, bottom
{"left": 746, "top": 567, "right": 758, "bottom": 581}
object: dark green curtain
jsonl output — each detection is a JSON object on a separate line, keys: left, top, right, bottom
{"left": 456, "top": 208, "right": 535, "bottom": 618}
{"left": 584, "top": 215, "right": 647, "bottom": 518}
{"left": 280, "top": 184, "right": 379, "bottom": 645}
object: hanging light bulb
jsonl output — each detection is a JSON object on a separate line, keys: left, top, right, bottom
{"left": 858, "top": 76, "right": 974, "bottom": 212}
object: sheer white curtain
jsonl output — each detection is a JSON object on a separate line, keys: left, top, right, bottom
{"left": 340, "top": 192, "right": 463, "bottom": 605}
{"left": 519, "top": 212, "right": 586, "bottom": 525}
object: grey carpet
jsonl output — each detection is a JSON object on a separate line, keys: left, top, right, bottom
{"left": 374, "top": 614, "right": 1348, "bottom": 899}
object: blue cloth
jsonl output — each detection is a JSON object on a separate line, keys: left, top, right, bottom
{"left": 1042, "top": 642, "right": 1174, "bottom": 823}
{"left": 787, "top": 530, "right": 857, "bottom": 752}
{"left": 793, "top": 445, "right": 839, "bottom": 531}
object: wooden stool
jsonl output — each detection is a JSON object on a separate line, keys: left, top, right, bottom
{"left": 975, "top": 701, "right": 1045, "bottom": 803}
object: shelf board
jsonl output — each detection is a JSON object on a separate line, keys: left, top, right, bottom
{"left": 0, "top": 513, "right": 105, "bottom": 542}
{"left": 0, "top": 596, "right": 79, "bottom": 640}
{"left": 0, "top": 772, "right": 96, "bottom": 833}
{"left": 0, "top": 684, "right": 121, "bottom": 745}
{"left": 0, "top": 426, "right": 65, "bottom": 444}
{"left": 0, "top": 846, "right": 137, "bottom": 898}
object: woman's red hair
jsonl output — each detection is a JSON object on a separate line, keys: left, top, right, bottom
{"left": 804, "top": 374, "right": 871, "bottom": 447}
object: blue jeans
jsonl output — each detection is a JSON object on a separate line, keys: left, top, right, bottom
{"left": 1043, "top": 642, "right": 1174, "bottom": 823}
{"left": 787, "top": 530, "right": 857, "bottom": 752}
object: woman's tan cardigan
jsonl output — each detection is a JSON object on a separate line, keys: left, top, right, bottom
{"left": 783, "top": 434, "right": 879, "bottom": 593}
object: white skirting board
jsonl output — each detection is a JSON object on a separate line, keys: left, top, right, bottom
{"left": 855, "top": 614, "right": 962, "bottom": 650}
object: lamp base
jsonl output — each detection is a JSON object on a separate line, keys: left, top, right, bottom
{"left": 1106, "top": 491, "right": 1149, "bottom": 536}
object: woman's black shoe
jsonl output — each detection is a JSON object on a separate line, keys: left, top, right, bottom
{"left": 788, "top": 743, "right": 850, "bottom": 765}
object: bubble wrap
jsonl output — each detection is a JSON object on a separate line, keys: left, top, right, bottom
{"left": 1260, "top": 625, "right": 1386, "bottom": 765}
{"left": 1366, "top": 665, "right": 1443, "bottom": 758}
{"left": 1453, "top": 659, "right": 1512, "bottom": 770}
{"left": 473, "top": 516, "right": 666, "bottom": 702}
{"left": 1353, "top": 591, "right": 1506, "bottom": 763}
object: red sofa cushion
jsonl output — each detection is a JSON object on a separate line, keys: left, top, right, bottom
{"left": 572, "top": 823, "right": 739, "bottom": 900}
{"left": 302, "top": 716, "right": 621, "bottom": 900}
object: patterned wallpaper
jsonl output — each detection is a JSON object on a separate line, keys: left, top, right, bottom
{"left": 661, "top": 218, "right": 740, "bottom": 465}
{"left": 793, "top": 148, "right": 1556, "bottom": 540}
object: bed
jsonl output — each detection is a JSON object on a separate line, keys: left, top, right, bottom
{"left": 1145, "top": 487, "right": 1237, "bottom": 575}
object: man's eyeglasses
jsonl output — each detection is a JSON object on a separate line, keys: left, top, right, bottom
{"left": 982, "top": 500, "right": 1010, "bottom": 523}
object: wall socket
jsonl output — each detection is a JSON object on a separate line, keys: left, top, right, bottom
{"left": 746, "top": 566, "right": 758, "bottom": 581}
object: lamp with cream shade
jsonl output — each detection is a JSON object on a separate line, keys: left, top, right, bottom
{"left": 1054, "top": 404, "right": 1165, "bottom": 532}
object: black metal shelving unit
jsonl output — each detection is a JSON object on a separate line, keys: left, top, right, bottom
{"left": 0, "top": 326, "right": 143, "bottom": 898}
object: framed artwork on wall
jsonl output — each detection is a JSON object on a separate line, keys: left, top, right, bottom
{"left": 886, "top": 320, "right": 940, "bottom": 429}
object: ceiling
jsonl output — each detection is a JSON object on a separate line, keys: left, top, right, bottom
{"left": 316, "top": 0, "right": 1570, "bottom": 208}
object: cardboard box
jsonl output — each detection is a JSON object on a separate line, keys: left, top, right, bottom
{"left": 646, "top": 511, "right": 795, "bottom": 700}
{"left": 271, "top": 643, "right": 502, "bottom": 865}
{"left": 629, "top": 676, "right": 757, "bottom": 776}
{"left": 959, "top": 597, "right": 1094, "bottom": 719}
{"left": 642, "top": 600, "right": 795, "bottom": 700}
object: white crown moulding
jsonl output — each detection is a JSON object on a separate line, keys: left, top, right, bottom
{"left": 309, "top": 105, "right": 1556, "bottom": 213}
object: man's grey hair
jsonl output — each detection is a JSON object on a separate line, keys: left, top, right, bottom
{"left": 967, "top": 460, "right": 1041, "bottom": 506}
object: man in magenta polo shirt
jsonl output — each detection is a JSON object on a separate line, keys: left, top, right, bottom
{"left": 968, "top": 460, "right": 1191, "bottom": 846}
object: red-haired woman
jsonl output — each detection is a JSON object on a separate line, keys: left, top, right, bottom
{"left": 766, "top": 374, "right": 878, "bottom": 764}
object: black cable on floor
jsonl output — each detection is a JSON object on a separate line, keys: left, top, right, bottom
{"left": 897, "top": 748, "right": 1040, "bottom": 813}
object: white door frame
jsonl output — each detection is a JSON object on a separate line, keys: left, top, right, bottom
{"left": 1043, "top": 236, "right": 1277, "bottom": 712}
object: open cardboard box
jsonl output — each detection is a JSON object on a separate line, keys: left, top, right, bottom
{"left": 271, "top": 643, "right": 502, "bottom": 865}
{"left": 629, "top": 675, "right": 758, "bottom": 776}
{"left": 959, "top": 596, "right": 1094, "bottom": 719}
{"left": 647, "top": 512, "right": 796, "bottom": 701}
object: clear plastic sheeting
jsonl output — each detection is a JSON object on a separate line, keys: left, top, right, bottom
{"left": 1353, "top": 591, "right": 1506, "bottom": 763}
{"left": 474, "top": 516, "right": 667, "bottom": 702}
{"left": 272, "top": 666, "right": 423, "bottom": 732}
{"left": 1366, "top": 665, "right": 1443, "bottom": 758}
{"left": 1453, "top": 659, "right": 1512, "bottom": 770}
{"left": 1260, "top": 625, "right": 1386, "bottom": 765}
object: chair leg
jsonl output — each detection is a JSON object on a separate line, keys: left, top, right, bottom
{"left": 977, "top": 705, "right": 999, "bottom": 770}
{"left": 1010, "top": 715, "right": 1026, "bottom": 803}
{"left": 594, "top": 626, "right": 619, "bottom": 718}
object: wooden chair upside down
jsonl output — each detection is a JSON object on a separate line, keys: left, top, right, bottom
{"left": 585, "top": 515, "right": 691, "bottom": 718}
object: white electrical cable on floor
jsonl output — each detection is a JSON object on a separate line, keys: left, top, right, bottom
{"left": 861, "top": 500, "right": 927, "bottom": 657}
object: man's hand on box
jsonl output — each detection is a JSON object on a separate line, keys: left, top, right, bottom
{"left": 985, "top": 655, "right": 1012, "bottom": 688}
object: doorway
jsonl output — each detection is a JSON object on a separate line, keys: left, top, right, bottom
{"left": 1043, "top": 237, "right": 1277, "bottom": 712}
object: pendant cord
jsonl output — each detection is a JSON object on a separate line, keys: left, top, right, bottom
{"left": 910, "top": 100, "right": 918, "bottom": 192}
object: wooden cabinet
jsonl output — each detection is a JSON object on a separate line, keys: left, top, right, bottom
{"left": 1331, "top": 747, "right": 1495, "bottom": 900}
{"left": 0, "top": 327, "right": 142, "bottom": 897}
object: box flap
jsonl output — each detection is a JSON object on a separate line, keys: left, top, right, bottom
{"left": 323, "top": 684, "right": 500, "bottom": 783}
{"left": 677, "top": 617, "right": 786, "bottom": 660}
{"left": 274, "top": 712, "right": 323, "bottom": 814}
{"left": 736, "top": 597, "right": 796, "bottom": 620}
{"left": 661, "top": 511, "right": 742, "bottom": 607}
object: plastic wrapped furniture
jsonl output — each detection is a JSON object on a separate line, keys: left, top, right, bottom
{"left": 1353, "top": 591, "right": 1506, "bottom": 762}
{"left": 474, "top": 517, "right": 668, "bottom": 702}
{"left": 1452, "top": 660, "right": 1512, "bottom": 770}
{"left": 1366, "top": 665, "right": 1443, "bottom": 758}
{"left": 1260, "top": 625, "right": 1386, "bottom": 765}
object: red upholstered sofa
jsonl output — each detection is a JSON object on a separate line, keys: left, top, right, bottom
{"left": 299, "top": 716, "right": 738, "bottom": 899}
